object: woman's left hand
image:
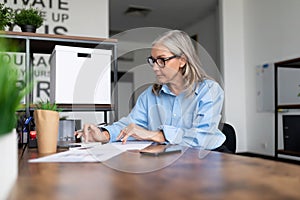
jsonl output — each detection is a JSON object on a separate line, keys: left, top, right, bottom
{"left": 116, "top": 123, "right": 165, "bottom": 144}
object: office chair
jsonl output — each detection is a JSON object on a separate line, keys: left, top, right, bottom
{"left": 215, "top": 123, "right": 237, "bottom": 154}
{"left": 128, "top": 83, "right": 153, "bottom": 110}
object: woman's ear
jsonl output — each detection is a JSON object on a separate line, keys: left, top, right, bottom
{"left": 179, "top": 55, "right": 187, "bottom": 68}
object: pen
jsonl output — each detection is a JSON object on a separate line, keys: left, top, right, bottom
{"left": 68, "top": 144, "right": 81, "bottom": 148}
{"left": 76, "top": 122, "right": 107, "bottom": 133}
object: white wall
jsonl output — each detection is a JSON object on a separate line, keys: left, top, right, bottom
{"left": 185, "top": 6, "right": 220, "bottom": 68}
{"left": 221, "top": 0, "right": 300, "bottom": 155}
{"left": 111, "top": 28, "right": 171, "bottom": 120}
{"left": 4, "top": 0, "right": 109, "bottom": 37}
{"left": 220, "top": 0, "right": 247, "bottom": 152}
{"left": 185, "top": 9, "right": 223, "bottom": 86}
{"left": 68, "top": 0, "right": 108, "bottom": 37}
{"left": 243, "top": 0, "right": 300, "bottom": 155}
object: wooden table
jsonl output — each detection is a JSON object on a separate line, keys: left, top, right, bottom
{"left": 8, "top": 147, "right": 300, "bottom": 200}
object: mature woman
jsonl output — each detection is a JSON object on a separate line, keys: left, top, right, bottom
{"left": 75, "top": 30, "right": 225, "bottom": 149}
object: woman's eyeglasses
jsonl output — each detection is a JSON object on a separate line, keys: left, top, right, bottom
{"left": 147, "top": 55, "right": 178, "bottom": 68}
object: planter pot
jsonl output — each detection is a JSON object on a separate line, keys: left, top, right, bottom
{"left": 20, "top": 25, "right": 36, "bottom": 33}
{"left": 0, "top": 129, "right": 18, "bottom": 200}
{"left": 34, "top": 110, "right": 59, "bottom": 154}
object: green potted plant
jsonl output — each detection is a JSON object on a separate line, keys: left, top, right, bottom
{"left": 0, "top": 38, "right": 31, "bottom": 199}
{"left": 14, "top": 7, "right": 43, "bottom": 33}
{"left": 0, "top": 3, "right": 14, "bottom": 31}
{"left": 35, "top": 100, "right": 62, "bottom": 111}
{"left": 34, "top": 100, "right": 62, "bottom": 154}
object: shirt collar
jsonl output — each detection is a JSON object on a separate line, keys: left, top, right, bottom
{"left": 194, "top": 83, "right": 200, "bottom": 95}
{"left": 160, "top": 84, "right": 173, "bottom": 95}
{"left": 159, "top": 83, "right": 201, "bottom": 96}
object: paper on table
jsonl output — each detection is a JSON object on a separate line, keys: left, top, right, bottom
{"left": 111, "top": 141, "right": 153, "bottom": 151}
{"left": 28, "top": 141, "right": 152, "bottom": 163}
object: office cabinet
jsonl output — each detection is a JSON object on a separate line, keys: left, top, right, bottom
{"left": 274, "top": 57, "right": 300, "bottom": 159}
{"left": 0, "top": 31, "right": 118, "bottom": 122}
{"left": 282, "top": 115, "right": 300, "bottom": 152}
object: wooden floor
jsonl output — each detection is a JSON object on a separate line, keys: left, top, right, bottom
{"left": 237, "top": 152, "right": 300, "bottom": 165}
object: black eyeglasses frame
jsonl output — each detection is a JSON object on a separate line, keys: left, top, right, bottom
{"left": 147, "top": 55, "right": 178, "bottom": 68}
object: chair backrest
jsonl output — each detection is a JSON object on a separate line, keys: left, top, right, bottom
{"left": 218, "top": 123, "right": 237, "bottom": 153}
{"left": 129, "top": 83, "right": 153, "bottom": 110}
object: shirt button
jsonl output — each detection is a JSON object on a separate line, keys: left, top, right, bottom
{"left": 173, "top": 114, "right": 177, "bottom": 117}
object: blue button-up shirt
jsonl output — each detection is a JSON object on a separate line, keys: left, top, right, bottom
{"left": 104, "top": 79, "right": 225, "bottom": 149}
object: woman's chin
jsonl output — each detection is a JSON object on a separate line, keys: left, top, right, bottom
{"left": 156, "top": 77, "right": 166, "bottom": 84}
{"left": 157, "top": 80, "right": 166, "bottom": 84}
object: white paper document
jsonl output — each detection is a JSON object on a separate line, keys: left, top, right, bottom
{"left": 28, "top": 141, "right": 152, "bottom": 163}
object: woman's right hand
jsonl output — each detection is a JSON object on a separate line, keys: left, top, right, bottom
{"left": 74, "top": 123, "right": 110, "bottom": 143}
{"left": 117, "top": 123, "right": 165, "bottom": 144}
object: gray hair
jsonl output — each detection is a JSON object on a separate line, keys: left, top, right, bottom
{"left": 151, "top": 30, "right": 210, "bottom": 96}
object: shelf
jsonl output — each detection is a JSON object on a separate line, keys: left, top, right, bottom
{"left": 0, "top": 31, "right": 117, "bottom": 54}
{"left": 277, "top": 150, "right": 300, "bottom": 157}
{"left": 57, "top": 104, "right": 114, "bottom": 112}
{"left": 275, "top": 57, "right": 300, "bottom": 67}
{"left": 18, "top": 104, "right": 114, "bottom": 112}
{"left": 274, "top": 57, "right": 300, "bottom": 160}
{"left": 277, "top": 104, "right": 300, "bottom": 109}
{"left": 1, "top": 31, "right": 118, "bottom": 120}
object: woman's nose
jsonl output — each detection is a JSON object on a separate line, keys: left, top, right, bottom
{"left": 152, "top": 62, "right": 160, "bottom": 71}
